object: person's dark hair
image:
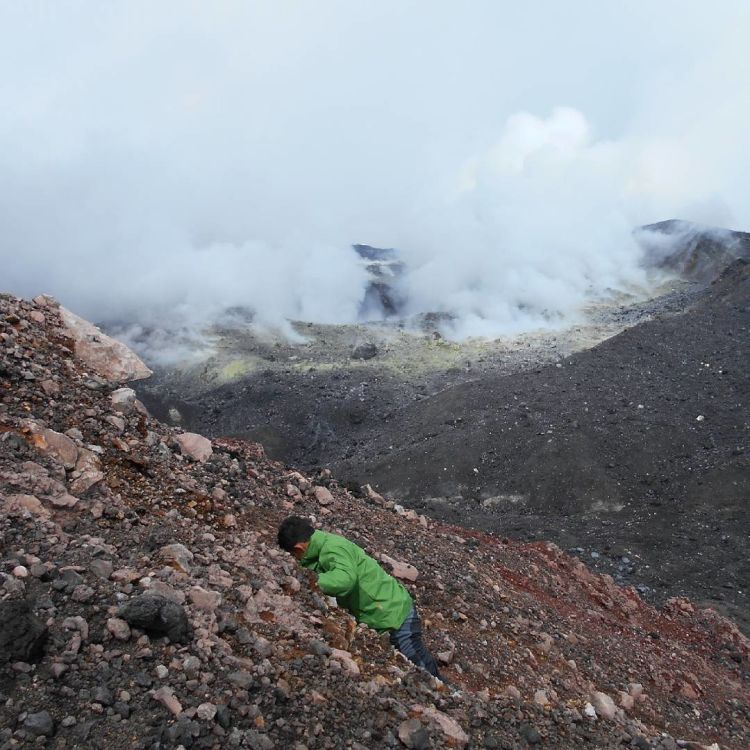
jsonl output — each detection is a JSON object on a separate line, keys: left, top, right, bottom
{"left": 277, "top": 516, "right": 315, "bottom": 551}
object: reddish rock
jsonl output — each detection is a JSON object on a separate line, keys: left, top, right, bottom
{"left": 105, "top": 415, "right": 125, "bottom": 432}
{"left": 398, "top": 718, "right": 425, "bottom": 748}
{"left": 363, "top": 483, "right": 387, "bottom": 505}
{"left": 618, "top": 691, "right": 635, "bottom": 711}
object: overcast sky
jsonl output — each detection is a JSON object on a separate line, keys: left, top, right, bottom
{"left": 1, "top": 1, "right": 748, "bottom": 340}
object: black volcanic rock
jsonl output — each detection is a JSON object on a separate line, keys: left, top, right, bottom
{"left": 118, "top": 594, "right": 190, "bottom": 643}
{"left": 0, "top": 600, "right": 48, "bottom": 663}
{"left": 351, "top": 342, "right": 379, "bottom": 360}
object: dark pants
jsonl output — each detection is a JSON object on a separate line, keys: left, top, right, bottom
{"left": 389, "top": 606, "right": 441, "bottom": 678}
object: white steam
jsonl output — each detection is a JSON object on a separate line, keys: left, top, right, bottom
{"left": 0, "top": 1, "right": 748, "bottom": 351}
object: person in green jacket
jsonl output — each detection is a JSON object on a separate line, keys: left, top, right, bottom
{"left": 278, "top": 516, "right": 441, "bottom": 678}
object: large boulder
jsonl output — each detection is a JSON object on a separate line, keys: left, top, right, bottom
{"left": 0, "top": 600, "right": 48, "bottom": 663}
{"left": 59, "top": 306, "right": 152, "bottom": 383}
{"left": 118, "top": 594, "right": 190, "bottom": 643}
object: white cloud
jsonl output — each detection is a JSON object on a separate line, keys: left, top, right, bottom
{"left": 0, "top": 1, "right": 748, "bottom": 343}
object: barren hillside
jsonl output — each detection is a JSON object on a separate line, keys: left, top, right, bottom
{"left": 1, "top": 294, "right": 748, "bottom": 748}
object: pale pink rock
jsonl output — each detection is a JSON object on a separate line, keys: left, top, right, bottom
{"left": 22, "top": 422, "right": 78, "bottom": 469}
{"left": 363, "top": 483, "right": 386, "bottom": 505}
{"left": 105, "top": 415, "right": 126, "bottom": 432}
{"left": 533, "top": 689, "right": 550, "bottom": 706}
{"left": 420, "top": 706, "right": 469, "bottom": 747}
{"left": 285, "top": 471, "right": 311, "bottom": 492}
{"left": 196, "top": 703, "right": 217, "bottom": 721}
{"left": 107, "top": 617, "right": 132, "bottom": 641}
{"left": 618, "top": 691, "right": 635, "bottom": 711}
{"left": 590, "top": 690, "right": 617, "bottom": 720}
{"left": 313, "top": 486, "right": 334, "bottom": 506}
{"left": 69, "top": 448, "right": 105, "bottom": 495}
{"left": 380, "top": 554, "right": 419, "bottom": 582}
{"left": 12, "top": 566, "right": 29, "bottom": 578}
{"left": 29, "top": 310, "right": 45, "bottom": 324}
{"left": 188, "top": 586, "right": 222, "bottom": 611}
{"left": 49, "top": 493, "right": 79, "bottom": 508}
{"left": 159, "top": 543, "right": 194, "bottom": 573}
{"left": 627, "top": 682, "right": 644, "bottom": 699}
{"left": 175, "top": 433, "right": 213, "bottom": 463}
{"left": 330, "top": 648, "right": 360, "bottom": 676}
{"left": 111, "top": 568, "right": 141, "bottom": 583}
{"left": 59, "top": 306, "right": 152, "bottom": 383}
{"left": 152, "top": 686, "right": 182, "bottom": 716}
{"left": 111, "top": 388, "right": 137, "bottom": 414}
{"left": 2, "top": 494, "right": 50, "bottom": 518}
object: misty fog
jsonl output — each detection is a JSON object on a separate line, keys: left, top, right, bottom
{"left": 1, "top": 1, "right": 748, "bottom": 351}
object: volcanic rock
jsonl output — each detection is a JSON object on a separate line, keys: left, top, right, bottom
{"left": 351, "top": 342, "right": 379, "bottom": 360}
{"left": 0, "top": 600, "right": 48, "bottom": 663}
{"left": 380, "top": 553, "right": 419, "bottom": 582}
{"left": 175, "top": 432, "right": 213, "bottom": 462}
{"left": 23, "top": 710, "right": 55, "bottom": 737}
{"left": 110, "top": 387, "right": 137, "bottom": 414}
{"left": 59, "top": 305, "right": 152, "bottom": 383}
{"left": 118, "top": 594, "right": 190, "bottom": 643}
{"left": 22, "top": 422, "right": 78, "bottom": 469}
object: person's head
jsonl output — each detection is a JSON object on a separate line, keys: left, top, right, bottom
{"left": 277, "top": 516, "right": 315, "bottom": 560}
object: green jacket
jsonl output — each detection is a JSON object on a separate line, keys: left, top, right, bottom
{"left": 300, "top": 530, "right": 413, "bottom": 632}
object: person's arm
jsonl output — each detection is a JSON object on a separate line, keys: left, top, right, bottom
{"left": 317, "top": 546, "right": 357, "bottom": 597}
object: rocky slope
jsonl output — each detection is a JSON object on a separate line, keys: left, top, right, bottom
{"left": 1, "top": 295, "right": 749, "bottom": 749}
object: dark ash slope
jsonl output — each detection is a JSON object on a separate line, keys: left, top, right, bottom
{"left": 335, "top": 261, "right": 750, "bottom": 632}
